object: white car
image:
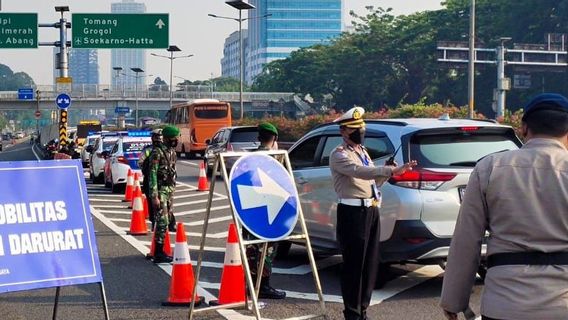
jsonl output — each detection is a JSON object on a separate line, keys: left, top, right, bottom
{"left": 106, "top": 135, "right": 152, "bottom": 193}
{"left": 80, "top": 134, "right": 100, "bottom": 167}
{"left": 88, "top": 132, "right": 125, "bottom": 184}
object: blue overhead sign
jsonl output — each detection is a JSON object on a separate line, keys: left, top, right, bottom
{"left": 229, "top": 154, "right": 299, "bottom": 241}
{"left": 17, "top": 88, "right": 34, "bottom": 100}
{"left": 55, "top": 93, "right": 71, "bottom": 109}
{"left": 115, "top": 106, "right": 130, "bottom": 114}
{"left": 0, "top": 160, "right": 103, "bottom": 293}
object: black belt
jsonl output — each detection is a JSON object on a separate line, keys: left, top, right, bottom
{"left": 487, "top": 252, "right": 568, "bottom": 269}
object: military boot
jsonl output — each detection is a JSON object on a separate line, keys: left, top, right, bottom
{"left": 153, "top": 243, "right": 173, "bottom": 264}
{"left": 258, "top": 278, "right": 286, "bottom": 299}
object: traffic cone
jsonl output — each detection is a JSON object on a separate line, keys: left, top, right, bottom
{"left": 142, "top": 194, "right": 149, "bottom": 218}
{"left": 129, "top": 173, "right": 142, "bottom": 209}
{"left": 197, "top": 162, "right": 209, "bottom": 191}
{"left": 162, "top": 223, "right": 204, "bottom": 306}
{"left": 209, "top": 223, "right": 245, "bottom": 306}
{"left": 127, "top": 192, "right": 148, "bottom": 235}
{"left": 123, "top": 169, "right": 134, "bottom": 202}
{"left": 146, "top": 227, "right": 172, "bottom": 260}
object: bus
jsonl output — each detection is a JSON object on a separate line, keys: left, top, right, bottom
{"left": 166, "top": 99, "right": 232, "bottom": 158}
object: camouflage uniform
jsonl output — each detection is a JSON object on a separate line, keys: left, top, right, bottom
{"left": 149, "top": 143, "right": 177, "bottom": 246}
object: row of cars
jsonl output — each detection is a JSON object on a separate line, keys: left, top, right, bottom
{"left": 203, "top": 117, "right": 522, "bottom": 283}
{"left": 83, "top": 131, "right": 152, "bottom": 193}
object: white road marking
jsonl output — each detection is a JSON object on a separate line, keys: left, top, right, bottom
{"left": 31, "top": 143, "right": 41, "bottom": 160}
{"left": 109, "top": 216, "right": 232, "bottom": 227}
{"left": 174, "top": 205, "right": 231, "bottom": 217}
{"left": 177, "top": 181, "right": 227, "bottom": 199}
{"left": 172, "top": 192, "right": 226, "bottom": 200}
{"left": 178, "top": 160, "right": 200, "bottom": 167}
{"left": 139, "top": 241, "right": 226, "bottom": 253}
{"left": 89, "top": 198, "right": 124, "bottom": 202}
{"left": 114, "top": 226, "right": 228, "bottom": 239}
{"left": 174, "top": 197, "right": 226, "bottom": 207}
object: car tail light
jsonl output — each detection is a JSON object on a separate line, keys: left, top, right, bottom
{"left": 459, "top": 126, "right": 479, "bottom": 132}
{"left": 389, "top": 169, "right": 456, "bottom": 190}
{"left": 117, "top": 156, "right": 129, "bottom": 165}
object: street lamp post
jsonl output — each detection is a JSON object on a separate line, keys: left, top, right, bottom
{"left": 151, "top": 45, "right": 194, "bottom": 109}
{"left": 209, "top": 1, "right": 267, "bottom": 120}
{"left": 131, "top": 67, "right": 144, "bottom": 126}
{"left": 467, "top": 0, "right": 475, "bottom": 119}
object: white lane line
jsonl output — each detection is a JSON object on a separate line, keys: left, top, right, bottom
{"left": 109, "top": 215, "right": 232, "bottom": 227}
{"left": 139, "top": 240, "right": 226, "bottom": 253}
{"left": 369, "top": 265, "right": 444, "bottom": 306}
{"left": 31, "top": 143, "right": 41, "bottom": 160}
{"left": 177, "top": 181, "right": 227, "bottom": 199}
{"left": 114, "top": 226, "right": 228, "bottom": 239}
{"left": 98, "top": 210, "right": 132, "bottom": 215}
{"left": 173, "top": 192, "right": 226, "bottom": 200}
{"left": 92, "top": 197, "right": 225, "bottom": 209}
{"left": 178, "top": 160, "right": 199, "bottom": 167}
{"left": 90, "top": 205, "right": 216, "bottom": 302}
{"left": 175, "top": 205, "right": 231, "bottom": 217}
{"left": 88, "top": 193, "right": 123, "bottom": 197}
{"left": 89, "top": 198, "right": 124, "bottom": 202}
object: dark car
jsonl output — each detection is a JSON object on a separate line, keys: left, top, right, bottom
{"left": 204, "top": 126, "right": 260, "bottom": 176}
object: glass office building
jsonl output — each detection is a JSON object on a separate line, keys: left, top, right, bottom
{"left": 111, "top": 0, "right": 147, "bottom": 90}
{"left": 246, "top": 0, "right": 343, "bottom": 83}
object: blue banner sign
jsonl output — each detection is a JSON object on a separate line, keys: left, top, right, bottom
{"left": 0, "top": 160, "right": 102, "bottom": 293}
{"left": 229, "top": 154, "right": 299, "bottom": 241}
{"left": 17, "top": 88, "right": 34, "bottom": 100}
{"left": 115, "top": 106, "right": 130, "bottom": 114}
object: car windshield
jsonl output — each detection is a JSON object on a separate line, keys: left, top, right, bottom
{"left": 102, "top": 140, "right": 117, "bottom": 151}
{"left": 409, "top": 130, "right": 520, "bottom": 168}
{"left": 123, "top": 141, "right": 151, "bottom": 152}
{"left": 230, "top": 129, "right": 258, "bottom": 142}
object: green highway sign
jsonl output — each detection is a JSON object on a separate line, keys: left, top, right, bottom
{"left": 0, "top": 13, "right": 38, "bottom": 48}
{"left": 72, "top": 13, "right": 169, "bottom": 49}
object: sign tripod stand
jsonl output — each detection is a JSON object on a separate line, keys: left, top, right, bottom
{"left": 189, "top": 150, "right": 327, "bottom": 320}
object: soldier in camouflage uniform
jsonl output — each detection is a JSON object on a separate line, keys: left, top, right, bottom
{"left": 149, "top": 125, "right": 180, "bottom": 264}
{"left": 243, "top": 122, "right": 286, "bottom": 299}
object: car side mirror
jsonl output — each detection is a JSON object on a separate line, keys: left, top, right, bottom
{"left": 205, "top": 139, "right": 211, "bottom": 145}
{"left": 85, "top": 145, "right": 94, "bottom": 153}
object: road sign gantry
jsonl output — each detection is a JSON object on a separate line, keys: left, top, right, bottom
{"left": 0, "top": 13, "right": 38, "bottom": 48}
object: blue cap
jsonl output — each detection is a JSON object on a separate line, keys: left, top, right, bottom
{"left": 523, "top": 93, "right": 568, "bottom": 121}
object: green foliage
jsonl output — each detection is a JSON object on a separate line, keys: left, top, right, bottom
{"left": 251, "top": 1, "right": 568, "bottom": 117}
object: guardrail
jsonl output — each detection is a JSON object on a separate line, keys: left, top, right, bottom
{"left": 0, "top": 84, "right": 295, "bottom": 102}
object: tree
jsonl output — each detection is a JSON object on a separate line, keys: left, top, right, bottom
{"left": 149, "top": 77, "right": 168, "bottom": 92}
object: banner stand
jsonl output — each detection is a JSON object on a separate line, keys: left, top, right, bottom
{"left": 188, "top": 150, "right": 327, "bottom": 320}
{"left": 51, "top": 282, "right": 110, "bottom": 320}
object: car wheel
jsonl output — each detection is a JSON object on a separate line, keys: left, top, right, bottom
{"left": 181, "top": 145, "right": 187, "bottom": 159}
{"left": 275, "top": 241, "right": 292, "bottom": 259}
{"left": 374, "top": 263, "right": 390, "bottom": 289}
{"left": 111, "top": 182, "right": 122, "bottom": 194}
{"left": 93, "top": 173, "right": 103, "bottom": 184}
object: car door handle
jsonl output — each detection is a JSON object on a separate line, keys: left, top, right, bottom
{"left": 296, "top": 177, "right": 308, "bottom": 185}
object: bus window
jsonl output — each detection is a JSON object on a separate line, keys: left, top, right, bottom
{"left": 194, "top": 105, "right": 228, "bottom": 119}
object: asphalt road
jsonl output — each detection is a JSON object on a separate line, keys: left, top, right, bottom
{"left": 0, "top": 142, "right": 484, "bottom": 320}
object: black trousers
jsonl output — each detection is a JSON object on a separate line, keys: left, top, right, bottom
{"left": 336, "top": 204, "right": 381, "bottom": 320}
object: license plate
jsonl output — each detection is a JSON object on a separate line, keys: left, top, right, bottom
{"left": 458, "top": 187, "right": 466, "bottom": 202}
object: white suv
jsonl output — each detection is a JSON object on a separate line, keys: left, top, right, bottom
{"left": 283, "top": 117, "right": 522, "bottom": 278}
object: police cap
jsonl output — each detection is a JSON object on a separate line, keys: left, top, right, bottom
{"left": 522, "top": 93, "right": 568, "bottom": 121}
{"left": 334, "top": 106, "right": 366, "bottom": 128}
{"left": 258, "top": 122, "right": 278, "bottom": 136}
{"left": 162, "top": 125, "right": 180, "bottom": 138}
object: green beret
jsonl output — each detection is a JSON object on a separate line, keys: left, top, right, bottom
{"left": 162, "top": 125, "right": 180, "bottom": 138}
{"left": 258, "top": 122, "right": 278, "bottom": 136}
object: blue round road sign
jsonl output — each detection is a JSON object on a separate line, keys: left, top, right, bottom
{"left": 56, "top": 93, "right": 71, "bottom": 109}
{"left": 229, "top": 154, "right": 299, "bottom": 241}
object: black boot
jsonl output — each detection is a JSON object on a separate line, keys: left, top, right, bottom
{"left": 153, "top": 243, "right": 173, "bottom": 264}
{"left": 168, "top": 213, "right": 176, "bottom": 232}
{"left": 258, "top": 278, "right": 286, "bottom": 299}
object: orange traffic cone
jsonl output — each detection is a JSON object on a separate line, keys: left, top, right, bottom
{"left": 209, "top": 223, "right": 245, "bottom": 306}
{"left": 197, "top": 162, "right": 209, "bottom": 191}
{"left": 123, "top": 169, "right": 134, "bottom": 202}
{"left": 146, "top": 228, "right": 172, "bottom": 260}
{"left": 127, "top": 191, "right": 148, "bottom": 235}
{"left": 142, "top": 194, "right": 149, "bottom": 218}
{"left": 129, "top": 173, "right": 142, "bottom": 209}
{"left": 162, "top": 223, "right": 204, "bottom": 306}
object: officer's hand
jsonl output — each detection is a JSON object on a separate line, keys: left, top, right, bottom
{"left": 152, "top": 197, "right": 160, "bottom": 209}
{"left": 392, "top": 160, "right": 418, "bottom": 176}
{"left": 442, "top": 310, "right": 457, "bottom": 320}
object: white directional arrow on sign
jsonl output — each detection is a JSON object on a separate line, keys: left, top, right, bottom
{"left": 237, "top": 168, "right": 291, "bottom": 225}
{"left": 155, "top": 19, "right": 166, "bottom": 29}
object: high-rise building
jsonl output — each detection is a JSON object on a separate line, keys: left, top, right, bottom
{"left": 246, "top": 0, "right": 343, "bottom": 83}
{"left": 111, "top": 0, "right": 147, "bottom": 90}
{"left": 221, "top": 30, "right": 248, "bottom": 80}
{"left": 69, "top": 49, "right": 100, "bottom": 85}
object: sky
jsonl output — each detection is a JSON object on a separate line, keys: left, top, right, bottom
{"left": 0, "top": 0, "right": 443, "bottom": 85}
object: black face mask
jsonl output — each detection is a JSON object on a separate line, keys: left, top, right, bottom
{"left": 166, "top": 139, "right": 178, "bottom": 148}
{"left": 348, "top": 128, "right": 365, "bottom": 145}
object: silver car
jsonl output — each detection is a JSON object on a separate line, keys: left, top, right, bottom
{"left": 204, "top": 126, "right": 260, "bottom": 176}
{"left": 283, "top": 117, "right": 522, "bottom": 278}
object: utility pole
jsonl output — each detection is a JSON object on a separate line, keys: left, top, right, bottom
{"left": 467, "top": 0, "right": 475, "bottom": 118}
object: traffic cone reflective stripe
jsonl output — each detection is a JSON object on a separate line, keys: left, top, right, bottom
{"left": 129, "top": 173, "right": 142, "bottom": 209}
{"left": 162, "top": 223, "right": 204, "bottom": 306}
{"left": 128, "top": 194, "right": 148, "bottom": 235}
{"left": 197, "top": 162, "right": 209, "bottom": 191}
{"left": 123, "top": 169, "right": 134, "bottom": 202}
{"left": 210, "top": 223, "right": 245, "bottom": 306}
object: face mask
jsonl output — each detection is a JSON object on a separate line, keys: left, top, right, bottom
{"left": 348, "top": 128, "right": 365, "bottom": 145}
{"left": 167, "top": 139, "right": 178, "bottom": 148}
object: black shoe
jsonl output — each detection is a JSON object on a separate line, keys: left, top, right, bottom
{"left": 153, "top": 245, "right": 173, "bottom": 264}
{"left": 258, "top": 284, "right": 286, "bottom": 299}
